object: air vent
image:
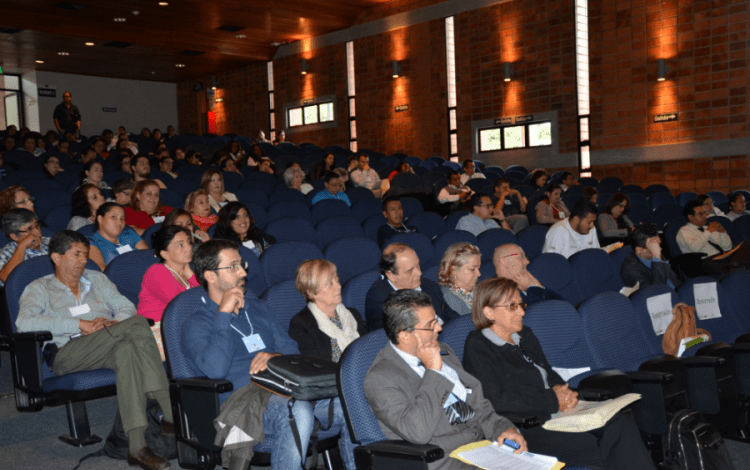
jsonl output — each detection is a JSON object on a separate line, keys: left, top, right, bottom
{"left": 0, "top": 27, "right": 22, "bottom": 35}
{"left": 54, "top": 2, "right": 85, "bottom": 10}
{"left": 216, "top": 25, "right": 244, "bottom": 32}
{"left": 104, "top": 41, "right": 133, "bottom": 48}
{"left": 178, "top": 50, "right": 204, "bottom": 56}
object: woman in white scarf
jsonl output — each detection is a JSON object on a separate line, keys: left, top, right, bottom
{"left": 289, "top": 259, "right": 368, "bottom": 363}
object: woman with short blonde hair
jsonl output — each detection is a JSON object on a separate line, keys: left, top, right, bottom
{"left": 437, "top": 243, "right": 482, "bottom": 316}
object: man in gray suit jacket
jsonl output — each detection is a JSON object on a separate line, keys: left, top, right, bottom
{"left": 364, "top": 290, "right": 525, "bottom": 470}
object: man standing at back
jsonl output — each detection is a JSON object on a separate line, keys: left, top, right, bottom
{"left": 542, "top": 200, "right": 600, "bottom": 258}
{"left": 53, "top": 92, "right": 81, "bottom": 138}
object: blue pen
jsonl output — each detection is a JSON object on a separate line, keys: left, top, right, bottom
{"left": 502, "top": 438, "right": 520, "bottom": 451}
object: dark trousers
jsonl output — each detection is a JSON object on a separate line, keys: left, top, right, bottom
{"left": 523, "top": 411, "right": 656, "bottom": 470}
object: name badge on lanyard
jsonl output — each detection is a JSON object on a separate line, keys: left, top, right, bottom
{"left": 116, "top": 245, "right": 133, "bottom": 255}
{"left": 69, "top": 304, "right": 91, "bottom": 317}
{"left": 231, "top": 310, "right": 266, "bottom": 354}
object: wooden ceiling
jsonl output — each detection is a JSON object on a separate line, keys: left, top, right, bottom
{"left": 0, "top": 0, "right": 392, "bottom": 82}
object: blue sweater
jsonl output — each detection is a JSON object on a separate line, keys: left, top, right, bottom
{"left": 181, "top": 294, "right": 299, "bottom": 404}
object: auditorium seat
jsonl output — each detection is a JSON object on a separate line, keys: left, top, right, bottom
{"left": 265, "top": 217, "right": 316, "bottom": 244}
{"left": 324, "top": 237, "right": 381, "bottom": 284}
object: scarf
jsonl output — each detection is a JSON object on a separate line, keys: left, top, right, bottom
{"left": 307, "top": 302, "right": 360, "bottom": 353}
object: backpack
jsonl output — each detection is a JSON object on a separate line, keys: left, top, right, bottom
{"left": 662, "top": 409, "right": 736, "bottom": 470}
{"left": 71, "top": 399, "right": 177, "bottom": 470}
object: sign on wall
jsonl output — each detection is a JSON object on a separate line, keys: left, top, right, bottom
{"left": 38, "top": 88, "right": 56, "bottom": 98}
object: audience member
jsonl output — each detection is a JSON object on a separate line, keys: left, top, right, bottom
{"left": 676, "top": 199, "right": 750, "bottom": 275}
{"left": 463, "top": 277, "right": 656, "bottom": 470}
{"left": 140, "top": 128, "right": 152, "bottom": 139}
{"left": 152, "top": 129, "right": 163, "bottom": 142}
{"left": 493, "top": 178, "right": 529, "bottom": 234}
{"left": 529, "top": 169, "right": 548, "bottom": 192}
{"left": 380, "top": 161, "right": 414, "bottom": 195}
{"left": 459, "top": 160, "right": 485, "bottom": 184}
{"left": 0, "top": 209, "right": 49, "bottom": 286}
{"left": 365, "top": 243, "right": 458, "bottom": 330}
{"left": 23, "top": 135, "right": 42, "bottom": 157}
{"left": 535, "top": 183, "right": 569, "bottom": 225}
{"left": 185, "top": 150, "right": 203, "bottom": 166}
{"left": 214, "top": 201, "right": 275, "bottom": 256}
{"left": 17, "top": 230, "right": 173, "bottom": 470}
{"left": 350, "top": 153, "right": 382, "bottom": 198}
{"left": 139, "top": 225, "right": 199, "bottom": 359}
{"left": 581, "top": 186, "right": 598, "bottom": 205}
{"left": 332, "top": 167, "right": 350, "bottom": 184}
{"left": 53, "top": 92, "right": 81, "bottom": 138}
{"left": 273, "top": 129, "right": 287, "bottom": 145}
{"left": 43, "top": 154, "right": 64, "bottom": 179}
{"left": 727, "top": 193, "right": 750, "bottom": 221}
{"left": 115, "top": 150, "right": 134, "bottom": 174}
{"left": 2, "top": 135, "right": 15, "bottom": 154}
{"left": 223, "top": 139, "right": 246, "bottom": 162}
{"left": 111, "top": 179, "right": 135, "bottom": 206}
{"left": 124, "top": 180, "right": 173, "bottom": 234}
{"left": 165, "top": 125, "right": 176, "bottom": 139}
{"left": 245, "top": 144, "right": 262, "bottom": 167}
{"left": 255, "top": 129, "right": 269, "bottom": 143}
{"left": 220, "top": 158, "right": 242, "bottom": 175}
{"left": 91, "top": 137, "right": 108, "bottom": 159}
{"left": 364, "top": 289, "right": 525, "bottom": 470}
{"left": 68, "top": 184, "right": 105, "bottom": 231}
{"left": 597, "top": 193, "right": 634, "bottom": 243}
{"left": 164, "top": 208, "right": 210, "bottom": 243}
{"left": 311, "top": 172, "right": 351, "bottom": 206}
{"left": 456, "top": 194, "right": 509, "bottom": 235}
{"left": 89, "top": 202, "right": 149, "bottom": 270}
{"left": 621, "top": 223, "right": 681, "bottom": 289}
{"left": 201, "top": 169, "right": 238, "bottom": 213}
{"left": 377, "top": 197, "right": 417, "bottom": 247}
{"left": 0, "top": 185, "right": 35, "bottom": 215}
{"left": 696, "top": 194, "right": 728, "bottom": 219}
{"left": 131, "top": 155, "right": 167, "bottom": 189}
{"left": 80, "top": 160, "right": 110, "bottom": 190}
{"left": 315, "top": 153, "right": 336, "bottom": 180}
{"left": 181, "top": 239, "right": 328, "bottom": 470}
{"left": 158, "top": 156, "right": 178, "bottom": 179}
{"left": 257, "top": 156, "right": 275, "bottom": 174}
{"left": 559, "top": 171, "right": 578, "bottom": 191}
{"left": 283, "top": 166, "right": 313, "bottom": 195}
{"left": 437, "top": 243, "right": 482, "bottom": 316}
{"left": 185, "top": 189, "right": 218, "bottom": 232}
{"left": 437, "top": 171, "right": 472, "bottom": 211}
{"left": 493, "top": 244, "right": 563, "bottom": 305}
{"left": 542, "top": 200, "right": 600, "bottom": 258}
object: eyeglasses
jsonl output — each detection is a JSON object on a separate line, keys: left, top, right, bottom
{"left": 14, "top": 196, "right": 35, "bottom": 206}
{"left": 493, "top": 302, "right": 527, "bottom": 311}
{"left": 212, "top": 261, "right": 248, "bottom": 273}
{"left": 17, "top": 221, "right": 41, "bottom": 234}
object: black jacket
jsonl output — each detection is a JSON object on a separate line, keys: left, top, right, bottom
{"left": 620, "top": 251, "right": 682, "bottom": 289}
{"left": 463, "top": 326, "right": 566, "bottom": 423}
{"left": 287, "top": 306, "right": 368, "bottom": 362}
{"left": 364, "top": 277, "right": 459, "bottom": 330}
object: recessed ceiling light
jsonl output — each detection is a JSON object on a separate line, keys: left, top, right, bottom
{"left": 114, "top": 17, "right": 126, "bottom": 22}
{"left": 235, "top": 34, "right": 246, "bottom": 39}
{"left": 85, "top": 42, "right": 94, "bottom": 46}
{"left": 175, "top": 63, "right": 185, "bottom": 68}
{"left": 158, "top": 1, "right": 168, "bottom": 5}
{"left": 57, "top": 51, "right": 70, "bottom": 56}
{"left": 35, "top": 60, "right": 44, "bottom": 64}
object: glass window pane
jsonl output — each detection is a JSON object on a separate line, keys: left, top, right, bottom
{"left": 349, "top": 98, "right": 356, "bottom": 118}
{"left": 319, "top": 102, "right": 334, "bottom": 122}
{"left": 350, "top": 120, "right": 357, "bottom": 139}
{"left": 450, "top": 133, "right": 458, "bottom": 155}
{"left": 503, "top": 126, "right": 525, "bottom": 149}
{"left": 270, "top": 113, "right": 276, "bottom": 130}
{"left": 288, "top": 108, "right": 303, "bottom": 127}
{"left": 268, "top": 93, "right": 274, "bottom": 110}
{"left": 449, "top": 109, "right": 457, "bottom": 131}
{"left": 0, "top": 75, "right": 20, "bottom": 90}
{"left": 479, "top": 129, "right": 501, "bottom": 152}
{"left": 529, "top": 122, "right": 552, "bottom": 147}
{"left": 350, "top": 141, "right": 357, "bottom": 152}
{"left": 303, "top": 105, "right": 318, "bottom": 125}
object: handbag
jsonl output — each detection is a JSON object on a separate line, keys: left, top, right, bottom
{"left": 662, "top": 303, "right": 711, "bottom": 356}
{"left": 250, "top": 354, "right": 338, "bottom": 400}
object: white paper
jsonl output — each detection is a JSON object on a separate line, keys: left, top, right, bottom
{"left": 693, "top": 282, "right": 722, "bottom": 320}
{"left": 457, "top": 442, "right": 557, "bottom": 470}
{"left": 151, "top": 216, "right": 166, "bottom": 224}
{"left": 115, "top": 245, "right": 133, "bottom": 255}
{"left": 552, "top": 366, "right": 591, "bottom": 383}
{"left": 677, "top": 334, "right": 709, "bottom": 357}
{"left": 242, "top": 240, "right": 256, "bottom": 250}
{"left": 69, "top": 303, "right": 91, "bottom": 317}
{"left": 646, "top": 293, "right": 673, "bottom": 336}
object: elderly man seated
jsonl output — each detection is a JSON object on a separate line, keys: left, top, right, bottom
{"left": 493, "top": 244, "right": 563, "bottom": 305}
{"left": 621, "top": 224, "right": 681, "bottom": 289}
{"left": 365, "top": 243, "right": 458, "bottom": 330}
{"left": 456, "top": 194, "right": 510, "bottom": 236}
{"left": 16, "top": 231, "right": 172, "bottom": 470}
{"left": 350, "top": 153, "right": 381, "bottom": 198}
{"left": 677, "top": 199, "right": 750, "bottom": 275}
{"left": 364, "top": 289, "right": 526, "bottom": 470}
{"left": 542, "top": 200, "right": 600, "bottom": 258}
{"left": 0, "top": 209, "right": 50, "bottom": 286}
{"left": 311, "top": 171, "right": 352, "bottom": 206}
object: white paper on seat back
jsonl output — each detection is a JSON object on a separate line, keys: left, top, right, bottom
{"left": 693, "top": 282, "right": 721, "bottom": 320}
{"left": 646, "top": 293, "right": 673, "bottom": 336}
{"left": 552, "top": 366, "right": 591, "bottom": 383}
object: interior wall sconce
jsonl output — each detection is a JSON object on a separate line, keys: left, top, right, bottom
{"left": 211, "top": 76, "right": 218, "bottom": 90}
{"left": 392, "top": 60, "right": 402, "bottom": 78}
{"left": 215, "top": 97, "right": 224, "bottom": 103}
{"left": 301, "top": 59, "right": 309, "bottom": 75}
{"left": 503, "top": 62, "right": 514, "bottom": 82}
{"left": 657, "top": 59, "right": 669, "bottom": 81}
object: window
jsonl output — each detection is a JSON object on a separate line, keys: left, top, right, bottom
{"left": 287, "top": 101, "right": 335, "bottom": 128}
{"left": 477, "top": 121, "right": 552, "bottom": 153}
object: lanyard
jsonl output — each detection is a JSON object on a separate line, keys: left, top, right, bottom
{"left": 230, "top": 310, "right": 254, "bottom": 338}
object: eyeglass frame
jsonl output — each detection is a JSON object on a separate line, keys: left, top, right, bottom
{"left": 16, "top": 221, "right": 41, "bottom": 234}
{"left": 211, "top": 261, "right": 249, "bottom": 273}
{"left": 493, "top": 302, "right": 528, "bottom": 311}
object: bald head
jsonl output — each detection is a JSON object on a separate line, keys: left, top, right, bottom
{"left": 493, "top": 243, "right": 528, "bottom": 275}
{"left": 381, "top": 243, "right": 422, "bottom": 290}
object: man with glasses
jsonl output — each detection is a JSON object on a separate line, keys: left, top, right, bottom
{"left": 364, "top": 289, "right": 526, "bottom": 470}
{"left": 182, "top": 239, "right": 333, "bottom": 470}
{"left": 350, "top": 153, "right": 382, "bottom": 198}
{"left": 493, "top": 244, "right": 563, "bottom": 305}
{"left": 456, "top": 194, "right": 510, "bottom": 236}
{"left": 16, "top": 231, "right": 173, "bottom": 470}
{"left": 0, "top": 209, "right": 49, "bottom": 286}
{"left": 677, "top": 199, "right": 750, "bottom": 275}
{"left": 311, "top": 171, "right": 351, "bottom": 206}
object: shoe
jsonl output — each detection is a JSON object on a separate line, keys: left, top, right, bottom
{"left": 126, "top": 446, "right": 170, "bottom": 470}
{"left": 160, "top": 419, "right": 175, "bottom": 435}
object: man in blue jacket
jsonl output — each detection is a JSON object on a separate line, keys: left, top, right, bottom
{"left": 181, "top": 239, "right": 333, "bottom": 469}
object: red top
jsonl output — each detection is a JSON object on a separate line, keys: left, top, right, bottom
{"left": 124, "top": 205, "right": 173, "bottom": 230}
{"left": 138, "top": 263, "right": 199, "bottom": 321}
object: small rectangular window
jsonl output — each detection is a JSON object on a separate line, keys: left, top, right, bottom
{"left": 319, "top": 102, "right": 334, "bottom": 122}
{"left": 303, "top": 105, "right": 319, "bottom": 125}
{"left": 289, "top": 108, "right": 303, "bottom": 127}
{"left": 286, "top": 100, "right": 335, "bottom": 129}
{"left": 529, "top": 122, "right": 552, "bottom": 147}
{"left": 477, "top": 120, "right": 552, "bottom": 152}
{"left": 479, "top": 128, "right": 502, "bottom": 152}
{"left": 503, "top": 126, "right": 525, "bottom": 149}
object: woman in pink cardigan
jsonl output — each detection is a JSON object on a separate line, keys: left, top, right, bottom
{"left": 138, "top": 225, "right": 200, "bottom": 358}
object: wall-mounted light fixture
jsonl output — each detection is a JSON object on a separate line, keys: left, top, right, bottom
{"left": 301, "top": 59, "right": 309, "bottom": 75}
{"left": 211, "top": 76, "right": 218, "bottom": 90}
{"left": 392, "top": 60, "right": 402, "bottom": 78}
{"left": 503, "top": 62, "right": 514, "bottom": 82}
{"left": 657, "top": 59, "right": 669, "bottom": 81}
{"left": 215, "top": 97, "right": 223, "bottom": 103}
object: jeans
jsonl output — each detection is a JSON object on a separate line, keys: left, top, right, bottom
{"left": 262, "top": 395, "right": 356, "bottom": 470}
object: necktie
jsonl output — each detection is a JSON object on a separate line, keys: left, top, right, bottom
{"left": 698, "top": 226, "right": 725, "bottom": 254}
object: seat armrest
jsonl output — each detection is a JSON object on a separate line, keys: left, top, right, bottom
{"left": 625, "top": 370, "right": 673, "bottom": 384}
{"left": 175, "top": 377, "right": 233, "bottom": 394}
{"left": 577, "top": 388, "right": 614, "bottom": 401}
{"left": 501, "top": 412, "right": 540, "bottom": 428}
{"left": 13, "top": 331, "right": 53, "bottom": 343}
{"left": 679, "top": 355, "right": 726, "bottom": 368}
{"left": 733, "top": 335, "right": 750, "bottom": 345}
{"left": 577, "top": 370, "right": 633, "bottom": 397}
{"left": 364, "top": 440, "right": 444, "bottom": 462}
{"left": 0, "top": 335, "right": 9, "bottom": 351}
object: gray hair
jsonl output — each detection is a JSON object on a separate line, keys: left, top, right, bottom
{"left": 382, "top": 289, "right": 432, "bottom": 344}
{"left": 283, "top": 166, "right": 303, "bottom": 187}
{"left": 2, "top": 209, "right": 37, "bottom": 238}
